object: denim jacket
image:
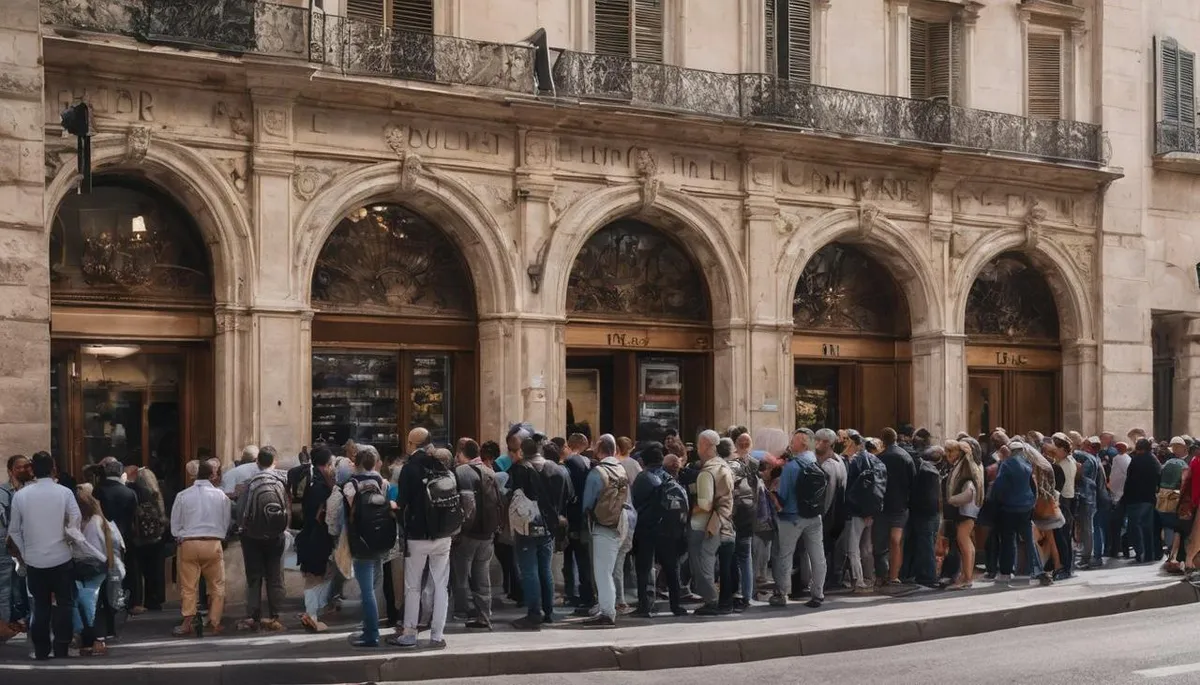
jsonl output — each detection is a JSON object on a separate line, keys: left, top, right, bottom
{"left": 1073, "top": 450, "right": 1101, "bottom": 507}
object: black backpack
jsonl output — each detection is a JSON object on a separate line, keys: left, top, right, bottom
{"left": 241, "top": 471, "right": 290, "bottom": 540}
{"left": 910, "top": 459, "right": 941, "bottom": 516}
{"left": 793, "top": 458, "right": 829, "bottom": 518}
{"left": 347, "top": 476, "right": 397, "bottom": 558}
{"left": 423, "top": 462, "right": 464, "bottom": 539}
{"left": 657, "top": 473, "right": 689, "bottom": 540}
{"left": 730, "top": 460, "right": 759, "bottom": 535}
{"left": 847, "top": 454, "right": 888, "bottom": 517}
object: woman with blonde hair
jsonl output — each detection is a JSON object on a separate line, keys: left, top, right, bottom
{"left": 129, "top": 467, "right": 167, "bottom": 613}
{"left": 72, "top": 488, "right": 121, "bottom": 656}
{"left": 944, "top": 440, "right": 984, "bottom": 589}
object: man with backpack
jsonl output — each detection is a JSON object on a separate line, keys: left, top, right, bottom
{"left": 842, "top": 430, "right": 886, "bottom": 592}
{"left": 688, "top": 430, "right": 736, "bottom": 616}
{"left": 722, "top": 437, "right": 756, "bottom": 612}
{"left": 507, "top": 436, "right": 570, "bottom": 630}
{"left": 874, "top": 428, "right": 916, "bottom": 587}
{"left": 906, "top": 444, "right": 944, "bottom": 587}
{"left": 390, "top": 430, "right": 460, "bottom": 649}
{"left": 234, "top": 445, "right": 289, "bottom": 632}
{"left": 452, "top": 438, "right": 500, "bottom": 630}
{"left": 337, "top": 445, "right": 398, "bottom": 648}
{"left": 582, "top": 434, "right": 629, "bottom": 627}
{"left": 630, "top": 443, "right": 687, "bottom": 618}
{"left": 769, "top": 429, "right": 828, "bottom": 608}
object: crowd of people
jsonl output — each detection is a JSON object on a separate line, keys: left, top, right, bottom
{"left": 3, "top": 422, "right": 1200, "bottom": 659}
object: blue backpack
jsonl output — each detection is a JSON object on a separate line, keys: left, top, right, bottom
{"left": 657, "top": 474, "right": 689, "bottom": 539}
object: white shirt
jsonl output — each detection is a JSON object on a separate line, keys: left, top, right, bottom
{"left": 171, "top": 480, "right": 232, "bottom": 540}
{"left": 221, "top": 461, "right": 261, "bottom": 494}
{"left": 1109, "top": 452, "right": 1132, "bottom": 502}
{"left": 10, "top": 478, "right": 81, "bottom": 569}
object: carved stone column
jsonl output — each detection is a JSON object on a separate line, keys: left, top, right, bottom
{"left": 1062, "top": 338, "right": 1099, "bottom": 434}
{"left": 911, "top": 332, "right": 966, "bottom": 442}
{"left": 742, "top": 156, "right": 790, "bottom": 432}
{"left": 0, "top": 0, "right": 48, "bottom": 477}
{"left": 214, "top": 306, "right": 253, "bottom": 469}
{"left": 516, "top": 129, "right": 558, "bottom": 317}
{"left": 477, "top": 316, "right": 563, "bottom": 441}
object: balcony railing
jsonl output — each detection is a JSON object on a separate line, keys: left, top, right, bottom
{"left": 42, "top": 0, "right": 1106, "bottom": 165}
{"left": 1155, "top": 122, "right": 1200, "bottom": 156}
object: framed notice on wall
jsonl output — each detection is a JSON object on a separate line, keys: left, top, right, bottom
{"left": 566, "top": 369, "right": 601, "bottom": 438}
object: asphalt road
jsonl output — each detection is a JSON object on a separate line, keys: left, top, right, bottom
{"left": 414, "top": 603, "right": 1200, "bottom": 685}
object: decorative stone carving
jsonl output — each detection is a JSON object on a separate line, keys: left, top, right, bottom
{"left": 384, "top": 125, "right": 425, "bottom": 193}
{"left": 472, "top": 183, "right": 516, "bottom": 214}
{"left": 1058, "top": 235, "right": 1096, "bottom": 285}
{"left": 634, "top": 148, "right": 661, "bottom": 211}
{"left": 567, "top": 219, "right": 707, "bottom": 322}
{"left": 124, "top": 126, "right": 151, "bottom": 163}
{"left": 774, "top": 211, "right": 802, "bottom": 236}
{"left": 312, "top": 204, "right": 474, "bottom": 316}
{"left": 965, "top": 252, "right": 1059, "bottom": 340}
{"left": 523, "top": 133, "right": 551, "bottom": 167}
{"left": 293, "top": 166, "right": 328, "bottom": 201}
{"left": 45, "top": 148, "right": 65, "bottom": 181}
{"left": 215, "top": 311, "right": 244, "bottom": 334}
{"left": 214, "top": 101, "right": 250, "bottom": 137}
{"left": 793, "top": 243, "right": 907, "bottom": 335}
{"left": 855, "top": 178, "right": 883, "bottom": 238}
{"left": 261, "top": 108, "right": 287, "bottom": 138}
{"left": 548, "top": 186, "right": 588, "bottom": 229}
{"left": 385, "top": 125, "right": 406, "bottom": 156}
{"left": 1023, "top": 195, "right": 1047, "bottom": 250}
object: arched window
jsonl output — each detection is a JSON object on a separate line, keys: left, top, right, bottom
{"left": 50, "top": 178, "right": 212, "bottom": 304}
{"left": 965, "top": 252, "right": 1060, "bottom": 340}
{"left": 312, "top": 204, "right": 475, "bottom": 318}
{"left": 567, "top": 219, "right": 709, "bottom": 322}
{"left": 792, "top": 243, "right": 908, "bottom": 336}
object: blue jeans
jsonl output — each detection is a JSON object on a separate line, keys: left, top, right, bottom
{"left": 732, "top": 535, "right": 753, "bottom": 602}
{"left": 74, "top": 572, "right": 106, "bottom": 648}
{"left": 352, "top": 558, "right": 382, "bottom": 644}
{"left": 515, "top": 534, "right": 554, "bottom": 621}
{"left": 0, "top": 554, "right": 12, "bottom": 623}
{"left": 1126, "top": 502, "right": 1155, "bottom": 562}
{"left": 997, "top": 508, "right": 1043, "bottom": 577}
{"left": 1092, "top": 502, "right": 1108, "bottom": 564}
{"left": 908, "top": 513, "right": 940, "bottom": 584}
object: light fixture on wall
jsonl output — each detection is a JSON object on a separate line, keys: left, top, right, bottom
{"left": 81, "top": 344, "right": 141, "bottom": 360}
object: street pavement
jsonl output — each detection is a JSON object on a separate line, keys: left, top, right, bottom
{"left": 0, "top": 560, "right": 1194, "bottom": 684}
{"left": 413, "top": 603, "right": 1200, "bottom": 685}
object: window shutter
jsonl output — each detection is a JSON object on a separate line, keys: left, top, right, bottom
{"left": 633, "top": 0, "right": 664, "bottom": 63}
{"left": 1181, "top": 48, "right": 1196, "bottom": 128}
{"left": 765, "top": 0, "right": 777, "bottom": 75}
{"left": 781, "top": 0, "right": 812, "bottom": 82}
{"left": 1160, "top": 38, "right": 1181, "bottom": 123}
{"left": 595, "top": 0, "right": 631, "bottom": 57}
{"left": 909, "top": 18, "right": 929, "bottom": 99}
{"left": 949, "top": 17, "right": 963, "bottom": 106}
{"left": 392, "top": 0, "right": 434, "bottom": 33}
{"left": 1027, "top": 32, "right": 1063, "bottom": 120}
{"left": 346, "top": 0, "right": 386, "bottom": 24}
{"left": 928, "top": 21, "right": 952, "bottom": 102}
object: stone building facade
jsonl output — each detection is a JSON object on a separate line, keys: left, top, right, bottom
{"left": 9, "top": 0, "right": 1194, "bottom": 486}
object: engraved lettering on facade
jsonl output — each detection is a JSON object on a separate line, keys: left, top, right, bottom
{"left": 405, "top": 126, "right": 503, "bottom": 156}
{"left": 782, "top": 162, "right": 919, "bottom": 207}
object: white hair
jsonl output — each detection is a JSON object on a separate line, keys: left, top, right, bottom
{"left": 241, "top": 445, "right": 260, "bottom": 463}
{"left": 596, "top": 434, "right": 617, "bottom": 457}
{"left": 699, "top": 430, "right": 721, "bottom": 447}
{"left": 814, "top": 428, "right": 838, "bottom": 443}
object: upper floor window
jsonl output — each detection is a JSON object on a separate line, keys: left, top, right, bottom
{"left": 909, "top": 18, "right": 959, "bottom": 102}
{"left": 1026, "top": 30, "right": 1064, "bottom": 119}
{"left": 595, "top": 0, "right": 664, "bottom": 63}
{"left": 345, "top": 0, "right": 434, "bottom": 31}
{"left": 765, "top": 0, "right": 812, "bottom": 82}
{"left": 1157, "top": 37, "right": 1197, "bottom": 128}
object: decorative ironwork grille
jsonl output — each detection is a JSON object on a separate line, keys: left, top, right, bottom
{"left": 965, "top": 252, "right": 1060, "bottom": 340}
{"left": 567, "top": 220, "right": 708, "bottom": 322}
{"left": 1156, "top": 122, "right": 1200, "bottom": 155}
{"left": 50, "top": 178, "right": 212, "bottom": 303}
{"left": 312, "top": 204, "right": 475, "bottom": 317}
{"left": 792, "top": 243, "right": 906, "bottom": 335}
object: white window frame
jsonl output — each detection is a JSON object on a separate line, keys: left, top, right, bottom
{"left": 755, "top": 0, "right": 830, "bottom": 85}
{"left": 886, "top": 0, "right": 979, "bottom": 105}
{"left": 581, "top": 0, "right": 681, "bottom": 63}
{"left": 1019, "top": 0, "right": 1086, "bottom": 121}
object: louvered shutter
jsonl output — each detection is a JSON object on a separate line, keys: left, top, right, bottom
{"left": 765, "top": 0, "right": 777, "bottom": 75}
{"left": 346, "top": 0, "right": 385, "bottom": 24}
{"left": 1181, "top": 49, "right": 1196, "bottom": 127}
{"left": 910, "top": 18, "right": 929, "bottom": 99}
{"left": 1160, "top": 38, "right": 1181, "bottom": 123}
{"left": 393, "top": 0, "right": 433, "bottom": 33}
{"left": 1027, "top": 32, "right": 1063, "bottom": 120}
{"left": 633, "top": 0, "right": 664, "bottom": 63}
{"left": 928, "top": 21, "right": 952, "bottom": 101}
{"left": 595, "top": 0, "right": 631, "bottom": 57}
{"left": 949, "top": 17, "right": 963, "bottom": 105}
{"left": 780, "top": 0, "right": 812, "bottom": 82}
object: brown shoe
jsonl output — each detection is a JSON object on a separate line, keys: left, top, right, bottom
{"left": 172, "top": 620, "right": 197, "bottom": 638}
{"left": 259, "top": 618, "right": 285, "bottom": 632}
{"left": 129, "top": 606, "right": 147, "bottom": 616}
{"left": 235, "top": 618, "right": 258, "bottom": 632}
{"left": 207, "top": 622, "right": 225, "bottom": 636}
{"left": 0, "top": 622, "right": 16, "bottom": 642}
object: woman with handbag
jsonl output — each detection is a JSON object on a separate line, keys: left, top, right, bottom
{"left": 71, "top": 488, "right": 116, "bottom": 656}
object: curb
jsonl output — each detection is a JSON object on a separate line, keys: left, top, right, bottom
{"left": 5, "top": 581, "right": 1197, "bottom": 685}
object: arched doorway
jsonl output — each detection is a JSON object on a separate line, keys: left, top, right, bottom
{"left": 49, "top": 175, "right": 215, "bottom": 492}
{"left": 563, "top": 219, "right": 712, "bottom": 443}
{"left": 964, "top": 252, "right": 1062, "bottom": 436}
{"left": 309, "top": 203, "right": 477, "bottom": 458}
{"left": 791, "top": 243, "right": 912, "bottom": 434}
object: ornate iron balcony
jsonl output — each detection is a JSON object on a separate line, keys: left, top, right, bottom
{"left": 42, "top": 0, "right": 1105, "bottom": 165}
{"left": 1156, "top": 122, "right": 1200, "bottom": 155}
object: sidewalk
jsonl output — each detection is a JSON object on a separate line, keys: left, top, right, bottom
{"left": 1, "top": 562, "right": 1195, "bottom": 685}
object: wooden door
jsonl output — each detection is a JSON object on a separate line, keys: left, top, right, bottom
{"left": 1010, "top": 371, "right": 1058, "bottom": 437}
{"left": 452, "top": 350, "right": 477, "bottom": 442}
{"left": 858, "top": 363, "right": 898, "bottom": 437}
{"left": 680, "top": 354, "right": 712, "bottom": 440}
{"left": 968, "top": 372, "right": 1004, "bottom": 438}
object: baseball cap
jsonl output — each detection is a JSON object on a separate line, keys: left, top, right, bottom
{"left": 1170, "top": 436, "right": 1187, "bottom": 447}
{"left": 1086, "top": 435, "right": 1101, "bottom": 445}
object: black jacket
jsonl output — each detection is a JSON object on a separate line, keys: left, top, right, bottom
{"left": 95, "top": 478, "right": 139, "bottom": 541}
{"left": 296, "top": 474, "right": 334, "bottom": 576}
{"left": 631, "top": 467, "right": 666, "bottom": 535}
{"left": 879, "top": 444, "right": 916, "bottom": 515}
{"left": 1123, "top": 451, "right": 1162, "bottom": 505}
{"left": 396, "top": 449, "right": 445, "bottom": 541}
{"left": 563, "top": 452, "right": 592, "bottom": 532}
{"left": 507, "top": 458, "right": 569, "bottom": 528}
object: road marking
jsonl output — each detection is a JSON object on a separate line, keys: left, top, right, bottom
{"left": 1135, "top": 662, "right": 1200, "bottom": 678}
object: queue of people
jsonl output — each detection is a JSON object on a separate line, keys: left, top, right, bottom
{"left": 4, "top": 422, "right": 1200, "bottom": 659}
